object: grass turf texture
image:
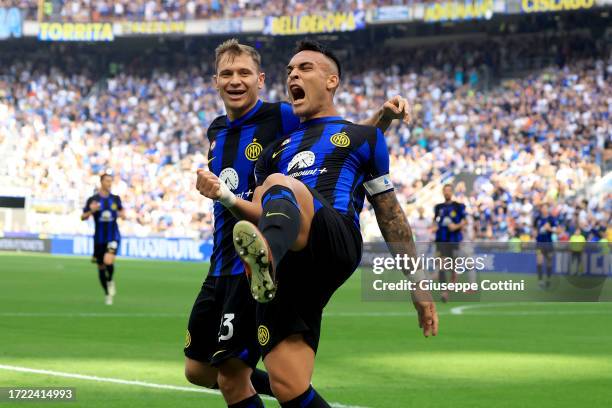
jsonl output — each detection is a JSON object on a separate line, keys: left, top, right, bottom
{"left": 1, "top": 252, "right": 611, "bottom": 408}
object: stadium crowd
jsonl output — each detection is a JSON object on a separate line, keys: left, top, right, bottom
{"left": 0, "top": 33, "right": 610, "bottom": 242}
{"left": 10, "top": 0, "right": 408, "bottom": 22}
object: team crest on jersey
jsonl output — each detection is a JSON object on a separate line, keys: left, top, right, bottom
{"left": 330, "top": 132, "right": 350, "bottom": 148}
{"left": 287, "top": 151, "right": 315, "bottom": 172}
{"left": 451, "top": 210, "right": 457, "bottom": 217}
{"left": 245, "top": 139, "right": 263, "bottom": 161}
{"left": 257, "top": 325, "right": 270, "bottom": 346}
{"left": 111, "top": 203, "right": 117, "bottom": 211}
{"left": 219, "top": 168, "right": 240, "bottom": 191}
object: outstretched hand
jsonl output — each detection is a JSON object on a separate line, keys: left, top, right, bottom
{"left": 412, "top": 287, "right": 439, "bottom": 337}
{"left": 381, "top": 95, "right": 412, "bottom": 124}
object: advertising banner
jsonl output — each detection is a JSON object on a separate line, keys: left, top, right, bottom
{"left": 50, "top": 236, "right": 212, "bottom": 262}
{"left": 38, "top": 22, "right": 114, "bottom": 41}
{"left": 264, "top": 11, "right": 365, "bottom": 35}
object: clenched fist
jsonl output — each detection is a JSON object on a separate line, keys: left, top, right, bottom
{"left": 196, "top": 169, "right": 236, "bottom": 208}
{"left": 196, "top": 169, "right": 222, "bottom": 200}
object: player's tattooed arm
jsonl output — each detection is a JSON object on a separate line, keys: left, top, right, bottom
{"left": 370, "top": 190, "right": 439, "bottom": 337}
{"left": 369, "top": 190, "right": 417, "bottom": 262}
{"left": 359, "top": 95, "right": 412, "bottom": 132}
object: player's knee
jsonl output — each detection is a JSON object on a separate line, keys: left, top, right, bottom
{"left": 184, "top": 362, "right": 217, "bottom": 388}
{"left": 217, "top": 364, "right": 251, "bottom": 397}
{"left": 263, "top": 173, "right": 290, "bottom": 188}
{"left": 268, "top": 372, "right": 308, "bottom": 402}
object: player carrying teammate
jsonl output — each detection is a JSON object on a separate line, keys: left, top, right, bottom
{"left": 186, "top": 39, "right": 411, "bottom": 408}
{"left": 81, "top": 173, "right": 124, "bottom": 305}
{"left": 196, "top": 40, "right": 438, "bottom": 408}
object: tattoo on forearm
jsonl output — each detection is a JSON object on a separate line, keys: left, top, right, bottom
{"left": 371, "top": 191, "right": 417, "bottom": 271}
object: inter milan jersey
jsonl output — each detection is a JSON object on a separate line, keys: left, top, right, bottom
{"left": 434, "top": 201, "right": 466, "bottom": 243}
{"left": 534, "top": 215, "right": 557, "bottom": 242}
{"left": 83, "top": 193, "right": 122, "bottom": 244}
{"left": 255, "top": 116, "right": 393, "bottom": 229}
{"left": 207, "top": 100, "right": 300, "bottom": 277}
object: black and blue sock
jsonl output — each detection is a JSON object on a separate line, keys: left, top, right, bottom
{"left": 228, "top": 393, "right": 264, "bottom": 408}
{"left": 280, "top": 385, "right": 330, "bottom": 408}
{"left": 258, "top": 185, "right": 301, "bottom": 269}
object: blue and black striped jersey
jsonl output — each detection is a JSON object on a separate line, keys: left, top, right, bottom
{"left": 434, "top": 201, "right": 466, "bottom": 243}
{"left": 207, "top": 100, "right": 300, "bottom": 277}
{"left": 254, "top": 116, "right": 393, "bottom": 229}
{"left": 83, "top": 193, "right": 122, "bottom": 244}
{"left": 534, "top": 215, "right": 557, "bottom": 242}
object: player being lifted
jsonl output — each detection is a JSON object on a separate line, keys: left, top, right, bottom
{"left": 186, "top": 39, "right": 411, "bottom": 408}
{"left": 81, "top": 173, "right": 124, "bottom": 305}
{"left": 196, "top": 40, "right": 438, "bottom": 408}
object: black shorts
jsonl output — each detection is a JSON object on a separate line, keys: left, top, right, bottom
{"left": 92, "top": 241, "right": 119, "bottom": 265}
{"left": 536, "top": 242, "right": 554, "bottom": 255}
{"left": 185, "top": 273, "right": 260, "bottom": 369}
{"left": 436, "top": 242, "right": 459, "bottom": 260}
{"left": 256, "top": 189, "right": 362, "bottom": 357}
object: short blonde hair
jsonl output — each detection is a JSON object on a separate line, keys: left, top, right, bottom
{"left": 215, "top": 39, "right": 261, "bottom": 73}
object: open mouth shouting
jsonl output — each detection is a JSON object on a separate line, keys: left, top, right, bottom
{"left": 289, "top": 84, "right": 306, "bottom": 105}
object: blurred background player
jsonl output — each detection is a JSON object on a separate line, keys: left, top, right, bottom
{"left": 433, "top": 184, "right": 467, "bottom": 302}
{"left": 533, "top": 204, "right": 558, "bottom": 288}
{"left": 81, "top": 173, "right": 124, "bottom": 305}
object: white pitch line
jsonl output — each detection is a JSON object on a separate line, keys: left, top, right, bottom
{"left": 0, "top": 364, "right": 371, "bottom": 408}
{"left": 450, "top": 302, "right": 612, "bottom": 316}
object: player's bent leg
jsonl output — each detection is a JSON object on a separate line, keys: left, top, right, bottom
{"left": 259, "top": 173, "right": 315, "bottom": 251}
{"left": 184, "top": 357, "right": 218, "bottom": 388}
{"left": 217, "top": 358, "right": 256, "bottom": 405}
{"left": 263, "top": 334, "right": 315, "bottom": 403}
{"left": 235, "top": 175, "right": 315, "bottom": 302}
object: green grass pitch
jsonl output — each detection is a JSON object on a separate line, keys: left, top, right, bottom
{"left": 1, "top": 252, "right": 611, "bottom": 407}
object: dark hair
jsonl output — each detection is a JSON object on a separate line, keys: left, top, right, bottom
{"left": 100, "top": 173, "right": 113, "bottom": 182}
{"left": 294, "top": 39, "right": 341, "bottom": 78}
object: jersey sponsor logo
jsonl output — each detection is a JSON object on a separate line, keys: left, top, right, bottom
{"left": 219, "top": 168, "right": 240, "bottom": 191}
{"left": 245, "top": 139, "right": 263, "bottom": 161}
{"left": 257, "top": 325, "right": 270, "bottom": 346}
{"left": 330, "top": 131, "right": 350, "bottom": 147}
{"left": 184, "top": 330, "right": 191, "bottom": 348}
{"left": 100, "top": 210, "right": 113, "bottom": 222}
{"left": 287, "top": 151, "right": 316, "bottom": 172}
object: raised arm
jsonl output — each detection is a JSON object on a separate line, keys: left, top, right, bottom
{"left": 370, "top": 190, "right": 439, "bottom": 337}
{"left": 195, "top": 169, "right": 262, "bottom": 223}
{"left": 359, "top": 95, "right": 412, "bottom": 132}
